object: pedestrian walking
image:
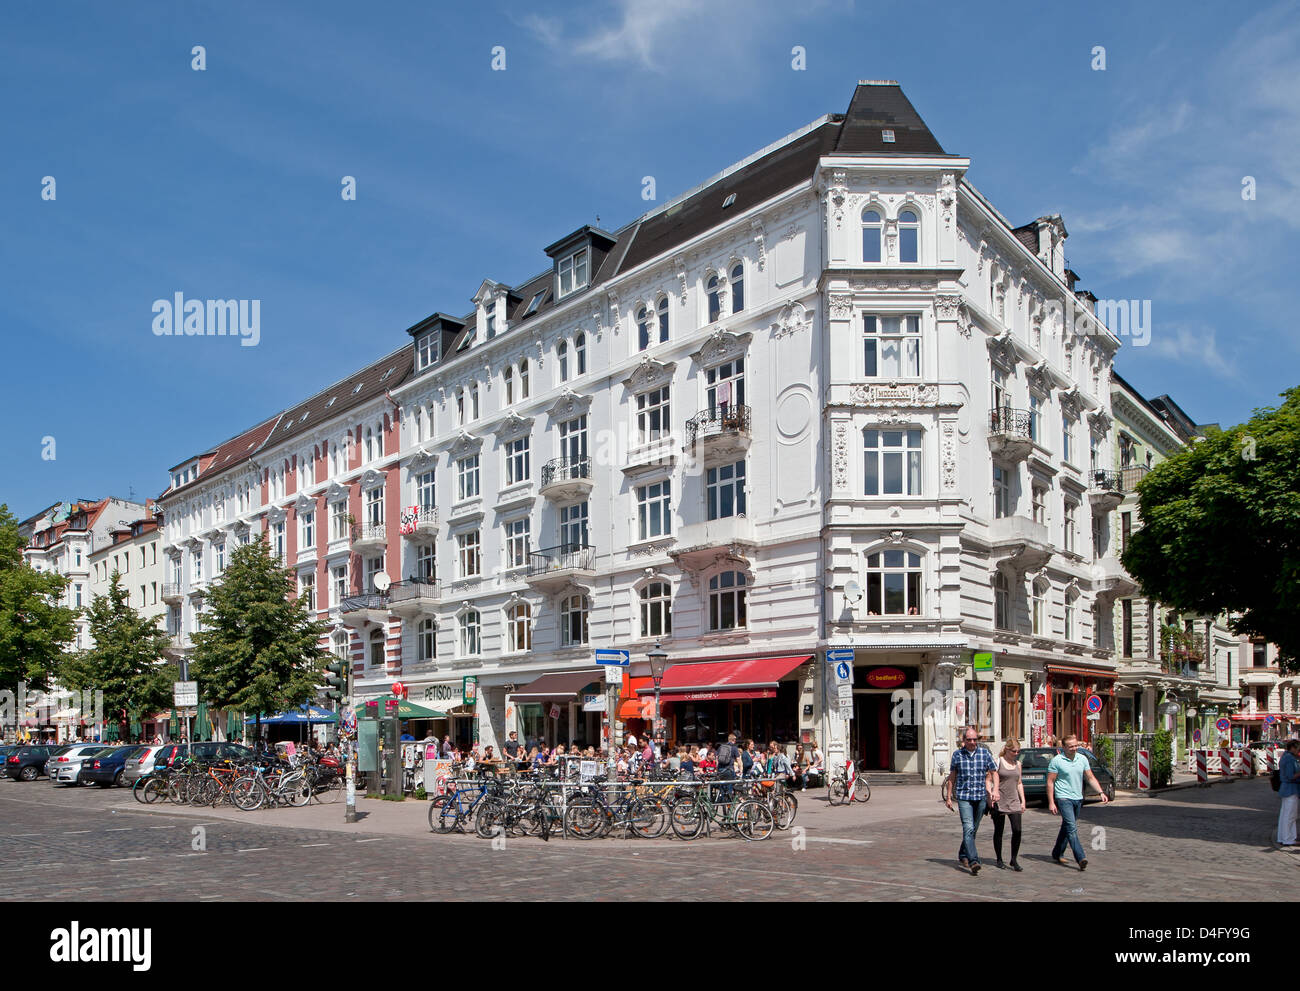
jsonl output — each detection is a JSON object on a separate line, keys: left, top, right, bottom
{"left": 1047, "top": 733, "right": 1110, "bottom": 870}
{"left": 944, "top": 726, "right": 997, "bottom": 875}
{"left": 991, "top": 738, "right": 1026, "bottom": 871}
{"left": 1276, "top": 739, "right": 1300, "bottom": 846}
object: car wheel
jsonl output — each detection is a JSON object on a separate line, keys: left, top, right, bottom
{"left": 20, "top": 766, "right": 37, "bottom": 781}
{"left": 114, "top": 770, "right": 126, "bottom": 787}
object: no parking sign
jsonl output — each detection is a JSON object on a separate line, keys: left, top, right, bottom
{"left": 1086, "top": 694, "right": 1103, "bottom": 714}
{"left": 1216, "top": 718, "right": 1231, "bottom": 733}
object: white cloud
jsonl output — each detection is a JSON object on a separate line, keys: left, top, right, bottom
{"left": 1144, "top": 323, "right": 1245, "bottom": 383}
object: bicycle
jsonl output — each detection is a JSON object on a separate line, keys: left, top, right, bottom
{"left": 827, "top": 762, "right": 870, "bottom": 806}
{"left": 563, "top": 780, "right": 668, "bottom": 839}
{"left": 428, "top": 774, "right": 497, "bottom": 834}
{"left": 745, "top": 777, "right": 798, "bottom": 829}
{"left": 670, "top": 779, "right": 773, "bottom": 841}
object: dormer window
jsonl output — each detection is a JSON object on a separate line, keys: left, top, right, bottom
{"left": 524, "top": 291, "right": 545, "bottom": 317}
{"left": 558, "top": 248, "right": 589, "bottom": 298}
{"left": 881, "top": 129, "right": 896, "bottom": 143}
{"left": 486, "top": 312, "right": 497, "bottom": 338}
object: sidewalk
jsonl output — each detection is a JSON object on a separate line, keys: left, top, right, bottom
{"left": 1119, "top": 766, "right": 1262, "bottom": 797}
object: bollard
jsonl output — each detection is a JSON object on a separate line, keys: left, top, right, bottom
{"left": 1137, "top": 749, "right": 1151, "bottom": 791}
{"left": 1195, "top": 749, "right": 1208, "bottom": 785}
{"left": 1219, "top": 747, "right": 1232, "bottom": 778}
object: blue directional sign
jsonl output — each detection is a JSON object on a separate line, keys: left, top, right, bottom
{"left": 595, "top": 648, "right": 630, "bottom": 666}
{"left": 827, "top": 648, "right": 854, "bottom": 683}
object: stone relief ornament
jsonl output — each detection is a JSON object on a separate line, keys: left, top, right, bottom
{"left": 828, "top": 294, "right": 854, "bottom": 320}
{"left": 751, "top": 218, "right": 767, "bottom": 270}
{"left": 673, "top": 255, "right": 688, "bottom": 304}
{"left": 939, "top": 173, "right": 956, "bottom": 231}
{"left": 847, "top": 382, "right": 941, "bottom": 407}
{"left": 941, "top": 421, "right": 957, "bottom": 491}
{"left": 772, "top": 301, "right": 812, "bottom": 339}
{"left": 833, "top": 421, "right": 849, "bottom": 490}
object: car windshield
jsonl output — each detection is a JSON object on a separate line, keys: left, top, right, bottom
{"left": 1019, "top": 750, "right": 1056, "bottom": 769}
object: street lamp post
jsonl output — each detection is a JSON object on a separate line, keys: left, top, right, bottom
{"left": 648, "top": 642, "right": 668, "bottom": 747}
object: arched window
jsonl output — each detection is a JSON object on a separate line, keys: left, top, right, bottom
{"left": 417, "top": 618, "right": 436, "bottom": 661}
{"left": 898, "top": 209, "right": 919, "bottom": 263}
{"left": 1031, "top": 578, "right": 1049, "bottom": 636}
{"left": 862, "top": 209, "right": 883, "bottom": 263}
{"left": 640, "top": 581, "right": 672, "bottom": 638}
{"left": 503, "top": 365, "right": 514, "bottom": 405}
{"left": 993, "top": 573, "right": 1010, "bottom": 631}
{"left": 730, "top": 263, "right": 744, "bottom": 313}
{"left": 574, "top": 333, "right": 586, "bottom": 375}
{"left": 656, "top": 295, "right": 669, "bottom": 343}
{"left": 557, "top": 340, "right": 569, "bottom": 382}
{"left": 519, "top": 360, "right": 530, "bottom": 399}
{"left": 331, "top": 630, "right": 349, "bottom": 659}
{"left": 708, "top": 571, "right": 747, "bottom": 630}
{"left": 865, "top": 550, "right": 922, "bottom": 615}
{"left": 706, "top": 274, "right": 721, "bottom": 324}
{"left": 636, "top": 305, "right": 651, "bottom": 351}
{"left": 560, "top": 594, "right": 589, "bottom": 646}
{"left": 459, "top": 610, "right": 481, "bottom": 656}
{"left": 364, "top": 427, "right": 375, "bottom": 463}
{"left": 507, "top": 602, "right": 532, "bottom": 652}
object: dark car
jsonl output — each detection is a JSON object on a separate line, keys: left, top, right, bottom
{"left": 1019, "top": 746, "right": 1115, "bottom": 805}
{"left": 80, "top": 746, "right": 147, "bottom": 788}
{"left": 4, "top": 745, "right": 62, "bottom": 781}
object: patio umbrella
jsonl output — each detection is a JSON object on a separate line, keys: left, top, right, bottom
{"left": 361, "top": 696, "right": 448, "bottom": 720}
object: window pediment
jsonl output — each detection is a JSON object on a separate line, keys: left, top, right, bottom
{"left": 444, "top": 430, "right": 484, "bottom": 459}
{"left": 546, "top": 389, "right": 593, "bottom": 421}
{"left": 493, "top": 411, "right": 534, "bottom": 443}
{"left": 690, "top": 329, "right": 751, "bottom": 369}
{"left": 622, "top": 357, "right": 676, "bottom": 394}
{"left": 360, "top": 468, "right": 386, "bottom": 491}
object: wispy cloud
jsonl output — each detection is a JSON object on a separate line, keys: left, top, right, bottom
{"left": 1145, "top": 322, "right": 1245, "bottom": 383}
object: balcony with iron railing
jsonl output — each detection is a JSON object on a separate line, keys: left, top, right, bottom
{"left": 387, "top": 577, "right": 441, "bottom": 617}
{"left": 161, "top": 583, "right": 184, "bottom": 603}
{"left": 1089, "top": 465, "right": 1149, "bottom": 511}
{"left": 525, "top": 543, "right": 596, "bottom": 590}
{"left": 685, "top": 404, "right": 752, "bottom": 463}
{"left": 988, "top": 407, "right": 1034, "bottom": 461}
{"left": 339, "top": 591, "right": 390, "bottom": 628}
{"left": 350, "top": 522, "right": 386, "bottom": 553}
{"left": 540, "top": 456, "right": 593, "bottom": 502}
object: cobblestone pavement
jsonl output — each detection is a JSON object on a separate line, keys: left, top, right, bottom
{"left": 1, "top": 776, "right": 1295, "bottom": 901}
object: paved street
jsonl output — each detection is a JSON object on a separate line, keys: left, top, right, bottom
{"left": 1, "top": 776, "right": 1295, "bottom": 901}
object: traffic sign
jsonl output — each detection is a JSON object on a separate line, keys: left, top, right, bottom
{"left": 1265, "top": 714, "right": 1276, "bottom": 725}
{"left": 1032, "top": 709, "right": 1046, "bottom": 726}
{"left": 604, "top": 664, "right": 622, "bottom": 684}
{"left": 596, "top": 648, "right": 630, "bottom": 666}
{"left": 173, "top": 681, "right": 198, "bottom": 708}
{"left": 1192, "top": 728, "right": 1202, "bottom": 743}
{"left": 1215, "top": 718, "right": 1231, "bottom": 733}
{"left": 838, "top": 703, "right": 854, "bottom": 719}
{"left": 1086, "top": 694, "right": 1103, "bottom": 714}
{"left": 836, "top": 685, "right": 853, "bottom": 701}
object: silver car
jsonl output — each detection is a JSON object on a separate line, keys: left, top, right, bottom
{"left": 49, "top": 744, "right": 113, "bottom": 785}
{"left": 123, "top": 744, "right": 171, "bottom": 784}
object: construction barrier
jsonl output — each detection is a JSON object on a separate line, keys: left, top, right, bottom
{"left": 1137, "top": 749, "right": 1151, "bottom": 791}
{"left": 1195, "top": 749, "right": 1208, "bottom": 785}
{"left": 1219, "top": 747, "right": 1232, "bottom": 778}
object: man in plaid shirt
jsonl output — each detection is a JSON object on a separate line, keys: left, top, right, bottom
{"left": 944, "top": 726, "right": 997, "bottom": 875}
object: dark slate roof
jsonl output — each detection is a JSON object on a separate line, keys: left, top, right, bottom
{"left": 1011, "top": 223, "right": 1040, "bottom": 254}
{"left": 158, "top": 414, "right": 281, "bottom": 502}
{"left": 832, "top": 81, "right": 946, "bottom": 155}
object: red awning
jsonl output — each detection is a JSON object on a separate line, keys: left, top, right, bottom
{"left": 637, "top": 655, "right": 810, "bottom": 702}
{"left": 511, "top": 669, "right": 605, "bottom": 703}
{"left": 618, "top": 678, "right": 655, "bottom": 720}
{"left": 1045, "top": 665, "right": 1118, "bottom": 680}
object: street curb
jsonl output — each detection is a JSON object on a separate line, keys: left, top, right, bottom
{"left": 1119, "top": 775, "right": 1260, "bottom": 797}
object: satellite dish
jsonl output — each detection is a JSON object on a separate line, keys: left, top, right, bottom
{"left": 373, "top": 572, "right": 391, "bottom": 592}
{"left": 844, "top": 580, "right": 863, "bottom": 604}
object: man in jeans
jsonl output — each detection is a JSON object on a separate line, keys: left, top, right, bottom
{"left": 1276, "top": 739, "right": 1300, "bottom": 846}
{"left": 1047, "top": 733, "right": 1110, "bottom": 870}
{"left": 944, "top": 726, "right": 997, "bottom": 875}
{"left": 715, "top": 732, "right": 739, "bottom": 799}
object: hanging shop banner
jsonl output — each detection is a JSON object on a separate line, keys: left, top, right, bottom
{"left": 462, "top": 676, "right": 478, "bottom": 706}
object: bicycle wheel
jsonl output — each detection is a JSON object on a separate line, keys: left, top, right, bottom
{"left": 563, "top": 801, "right": 605, "bottom": 840}
{"left": 774, "top": 792, "right": 798, "bottom": 829}
{"left": 283, "top": 773, "right": 311, "bottom": 808}
{"left": 132, "top": 777, "right": 150, "bottom": 803}
{"left": 828, "top": 779, "right": 846, "bottom": 806}
{"left": 629, "top": 797, "right": 668, "bottom": 839}
{"left": 670, "top": 796, "right": 705, "bottom": 840}
{"left": 735, "top": 800, "right": 774, "bottom": 841}
{"left": 474, "top": 798, "right": 505, "bottom": 839}
{"left": 428, "top": 795, "right": 455, "bottom": 833}
{"left": 315, "top": 777, "right": 342, "bottom": 804}
{"left": 852, "top": 779, "right": 872, "bottom": 803}
{"left": 141, "top": 777, "right": 167, "bottom": 805}
{"left": 231, "top": 778, "right": 264, "bottom": 811}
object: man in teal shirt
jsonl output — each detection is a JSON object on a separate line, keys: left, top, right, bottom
{"left": 1047, "top": 733, "right": 1109, "bottom": 870}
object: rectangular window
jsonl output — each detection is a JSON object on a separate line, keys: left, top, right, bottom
{"left": 636, "top": 386, "right": 671, "bottom": 445}
{"left": 1029, "top": 393, "right": 1043, "bottom": 444}
{"left": 331, "top": 565, "right": 347, "bottom": 606}
{"left": 330, "top": 501, "right": 348, "bottom": 541}
{"left": 559, "top": 416, "right": 588, "bottom": 462}
{"left": 1062, "top": 413, "right": 1074, "bottom": 463}
{"left": 706, "top": 358, "right": 745, "bottom": 410}
{"left": 557, "top": 248, "right": 589, "bottom": 297}
{"left": 271, "top": 522, "right": 285, "bottom": 561}
{"left": 416, "top": 470, "right": 435, "bottom": 512}
{"left": 993, "top": 466, "right": 1011, "bottom": 519}
{"left": 561, "top": 502, "right": 589, "bottom": 549}
{"left": 863, "top": 315, "right": 921, "bottom": 378}
{"left": 1031, "top": 485, "right": 1046, "bottom": 525}
{"left": 637, "top": 480, "right": 672, "bottom": 541}
{"left": 1064, "top": 596, "right": 1075, "bottom": 641}
{"left": 706, "top": 461, "right": 746, "bottom": 520}
{"left": 505, "top": 518, "right": 531, "bottom": 569}
{"left": 417, "top": 332, "right": 439, "bottom": 369}
{"left": 864, "top": 429, "right": 922, "bottom": 496}
{"left": 1121, "top": 512, "right": 1132, "bottom": 553}
{"left": 1064, "top": 501, "right": 1077, "bottom": 553}
{"left": 457, "top": 455, "right": 480, "bottom": 501}
{"left": 1000, "top": 684, "right": 1023, "bottom": 742}
{"left": 415, "top": 543, "right": 436, "bottom": 580}
{"left": 1122, "top": 599, "right": 1133, "bottom": 656}
{"left": 970, "top": 684, "right": 993, "bottom": 739}
{"left": 506, "top": 436, "right": 531, "bottom": 486}
{"left": 991, "top": 367, "right": 1009, "bottom": 415}
{"left": 457, "top": 531, "right": 481, "bottom": 578}
{"left": 364, "top": 556, "right": 383, "bottom": 592}
{"left": 300, "top": 573, "right": 315, "bottom": 612}
{"left": 300, "top": 511, "right": 314, "bottom": 550}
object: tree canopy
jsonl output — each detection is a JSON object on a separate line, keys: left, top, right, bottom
{"left": 0, "top": 504, "right": 77, "bottom": 690}
{"left": 1123, "top": 387, "right": 1300, "bottom": 671}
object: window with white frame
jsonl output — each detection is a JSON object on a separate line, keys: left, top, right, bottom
{"left": 1031, "top": 578, "right": 1047, "bottom": 636}
{"left": 1031, "top": 485, "right": 1047, "bottom": 526}
{"left": 561, "top": 502, "right": 589, "bottom": 548}
{"left": 331, "top": 629, "right": 349, "bottom": 659}
{"left": 637, "top": 479, "right": 672, "bottom": 540}
{"left": 993, "top": 572, "right": 1010, "bottom": 630}
{"left": 364, "top": 556, "right": 383, "bottom": 593}
{"left": 1064, "top": 592, "right": 1076, "bottom": 641}
{"left": 1062, "top": 413, "right": 1074, "bottom": 464}
{"left": 707, "top": 461, "right": 746, "bottom": 520}
{"left": 300, "top": 510, "right": 314, "bottom": 550}
{"left": 364, "top": 427, "right": 377, "bottom": 463}
{"left": 706, "top": 357, "right": 745, "bottom": 410}
{"left": 640, "top": 581, "right": 672, "bottom": 638}
{"left": 459, "top": 610, "right": 481, "bottom": 656}
{"left": 730, "top": 263, "right": 744, "bottom": 313}
{"left": 417, "top": 618, "right": 436, "bottom": 661}
{"left": 864, "top": 315, "right": 921, "bottom": 378}
{"left": 557, "top": 248, "right": 588, "bottom": 298}
{"left": 505, "top": 518, "right": 531, "bottom": 569}
{"left": 506, "top": 436, "right": 530, "bottom": 486}
{"left": 457, "top": 455, "right": 480, "bottom": 501}
{"left": 416, "top": 470, "right": 435, "bottom": 512}
{"left": 636, "top": 305, "right": 652, "bottom": 352}
{"left": 1029, "top": 393, "right": 1044, "bottom": 444}
{"left": 656, "top": 296, "right": 669, "bottom": 343}
{"left": 993, "top": 465, "right": 1012, "bottom": 519}
{"left": 417, "top": 332, "right": 439, "bottom": 370}
{"left": 519, "top": 360, "right": 530, "bottom": 398}
{"left": 574, "top": 333, "right": 586, "bottom": 376}
{"left": 457, "top": 530, "right": 481, "bottom": 579}
{"left": 865, "top": 550, "right": 922, "bottom": 615}
{"left": 862, "top": 208, "right": 883, "bottom": 263}
{"left": 1063, "top": 500, "right": 1077, "bottom": 553}
{"left": 470, "top": 384, "right": 480, "bottom": 421}
{"left": 558, "top": 340, "right": 569, "bottom": 382}
{"left": 369, "top": 628, "right": 385, "bottom": 668}
{"left": 299, "top": 572, "right": 315, "bottom": 611}
{"left": 706, "top": 274, "right": 721, "bottom": 323}
{"left": 331, "top": 564, "right": 347, "bottom": 606}
{"left": 456, "top": 389, "right": 466, "bottom": 426}
{"left": 559, "top": 415, "right": 588, "bottom": 462}
{"left": 193, "top": 552, "right": 202, "bottom": 582}
{"left": 271, "top": 522, "right": 285, "bottom": 561}
{"left": 415, "top": 542, "right": 435, "bottom": 580}
{"left": 507, "top": 602, "right": 531, "bottom": 652}
{"left": 364, "top": 486, "right": 383, "bottom": 526}
{"left": 636, "top": 386, "right": 670, "bottom": 445}
{"left": 560, "top": 594, "right": 589, "bottom": 646}
{"left": 330, "top": 501, "right": 348, "bottom": 541}
{"left": 898, "top": 209, "right": 919, "bottom": 263}
{"left": 215, "top": 542, "right": 226, "bottom": 574}
{"left": 991, "top": 367, "right": 1010, "bottom": 415}
{"left": 708, "top": 571, "right": 747, "bottom": 630}
{"left": 503, "top": 365, "right": 514, "bottom": 405}
{"left": 864, "top": 429, "right": 922, "bottom": 496}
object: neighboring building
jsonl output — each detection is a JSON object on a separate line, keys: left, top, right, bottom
{"left": 154, "top": 82, "right": 1145, "bottom": 779}
{"left": 1234, "top": 636, "right": 1297, "bottom": 743}
{"left": 1108, "top": 374, "right": 1239, "bottom": 754}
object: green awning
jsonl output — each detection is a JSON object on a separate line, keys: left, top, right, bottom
{"left": 361, "top": 696, "right": 449, "bottom": 720}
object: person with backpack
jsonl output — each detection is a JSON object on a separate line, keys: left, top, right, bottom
{"left": 715, "top": 733, "right": 739, "bottom": 799}
{"left": 1277, "top": 740, "right": 1300, "bottom": 846}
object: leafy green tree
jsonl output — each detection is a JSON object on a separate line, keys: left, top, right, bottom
{"left": 189, "top": 537, "right": 330, "bottom": 734}
{"left": 0, "top": 504, "right": 77, "bottom": 690}
{"left": 1123, "top": 388, "right": 1300, "bottom": 671}
{"left": 56, "top": 573, "right": 174, "bottom": 738}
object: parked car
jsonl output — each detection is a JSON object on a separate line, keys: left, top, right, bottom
{"left": 4, "top": 745, "right": 62, "bottom": 781}
{"left": 50, "top": 744, "right": 116, "bottom": 786}
{"left": 1019, "top": 746, "right": 1115, "bottom": 805}
{"left": 81, "top": 746, "right": 147, "bottom": 787}
{"left": 123, "top": 744, "right": 175, "bottom": 783}
{"left": 169, "top": 742, "right": 256, "bottom": 765}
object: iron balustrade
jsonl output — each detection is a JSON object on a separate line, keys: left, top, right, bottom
{"left": 389, "top": 578, "right": 441, "bottom": 604}
{"left": 685, "top": 404, "right": 752, "bottom": 445}
{"left": 541, "top": 456, "right": 592, "bottom": 488}
{"left": 161, "top": 583, "right": 183, "bottom": 599}
{"left": 340, "top": 592, "right": 389, "bottom": 613}
{"left": 1092, "top": 466, "right": 1150, "bottom": 493}
{"left": 989, "top": 407, "right": 1032, "bottom": 437}
{"left": 351, "top": 522, "right": 386, "bottom": 544}
{"left": 526, "top": 543, "right": 595, "bottom": 577}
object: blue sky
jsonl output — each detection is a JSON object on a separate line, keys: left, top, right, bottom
{"left": 2, "top": 0, "right": 1296, "bottom": 521}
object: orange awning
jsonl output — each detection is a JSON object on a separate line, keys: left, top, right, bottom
{"left": 618, "top": 678, "right": 655, "bottom": 720}
{"left": 636, "top": 655, "right": 810, "bottom": 701}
